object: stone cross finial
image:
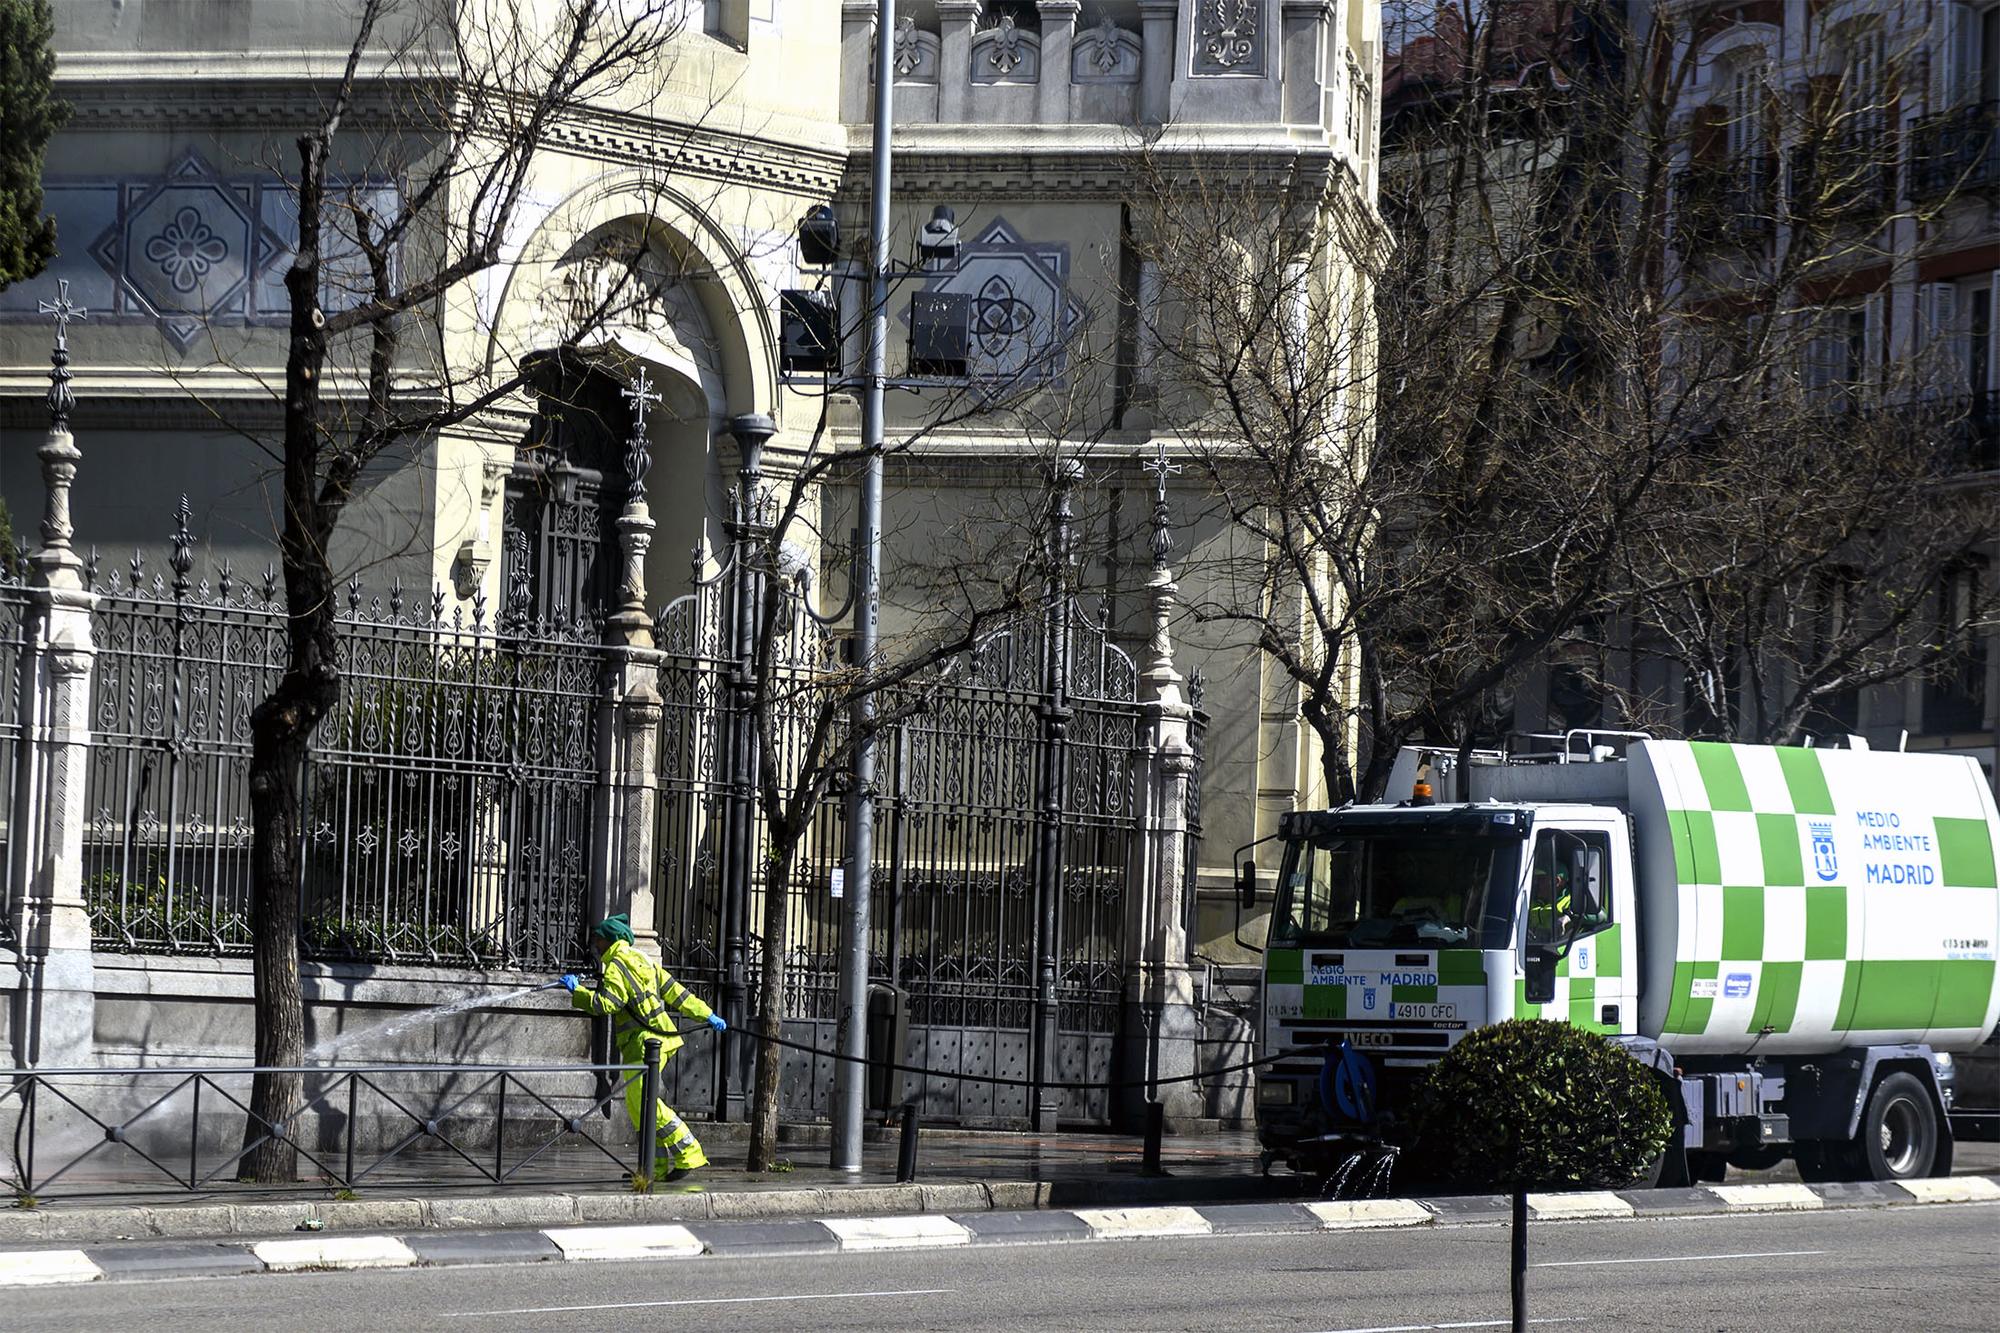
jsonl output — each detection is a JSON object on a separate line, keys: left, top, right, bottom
{"left": 39, "top": 278, "right": 86, "bottom": 350}
{"left": 621, "top": 367, "right": 663, "bottom": 433}
{"left": 34, "top": 280, "right": 88, "bottom": 587}
{"left": 40, "top": 279, "right": 87, "bottom": 430}
{"left": 1141, "top": 439, "right": 1180, "bottom": 571}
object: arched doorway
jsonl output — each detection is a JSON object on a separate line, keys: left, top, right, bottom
{"left": 505, "top": 354, "right": 629, "bottom": 628}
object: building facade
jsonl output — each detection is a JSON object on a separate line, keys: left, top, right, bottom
{"left": 0, "top": 2, "right": 1383, "bottom": 1133}
{"left": 1382, "top": 0, "right": 1998, "bottom": 789}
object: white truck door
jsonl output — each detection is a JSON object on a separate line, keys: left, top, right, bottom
{"left": 1521, "top": 819, "right": 1637, "bottom": 1034}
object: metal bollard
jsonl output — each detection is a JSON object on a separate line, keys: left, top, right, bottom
{"left": 896, "top": 1100, "right": 921, "bottom": 1183}
{"left": 1142, "top": 1100, "right": 1166, "bottom": 1176}
{"left": 638, "top": 1038, "right": 662, "bottom": 1183}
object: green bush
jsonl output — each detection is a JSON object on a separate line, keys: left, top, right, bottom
{"left": 1408, "top": 1019, "right": 1673, "bottom": 1191}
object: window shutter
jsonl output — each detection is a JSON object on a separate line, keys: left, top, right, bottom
{"left": 1986, "top": 270, "right": 2000, "bottom": 390}
{"left": 1863, "top": 293, "right": 1886, "bottom": 389}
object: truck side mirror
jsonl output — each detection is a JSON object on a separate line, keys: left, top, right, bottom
{"left": 1525, "top": 947, "right": 1558, "bottom": 1005}
{"left": 1237, "top": 861, "right": 1259, "bottom": 910}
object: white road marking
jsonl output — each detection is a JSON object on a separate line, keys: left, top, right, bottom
{"left": 1525, "top": 1191, "right": 1634, "bottom": 1220}
{"left": 1073, "top": 1205, "right": 1212, "bottom": 1239}
{"left": 250, "top": 1235, "right": 418, "bottom": 1272}
{"left": 1706, "top": 1182, "right": 1823, "bottom": 1211}
{"left": 0, "top": 1249, "right": 103, "bottom": 1286}
{"left": 1304, "top": 1312, "right": 1584, "bottom": 1320}
{"left": 1306, "top": 1199, "right": 1434, "bottom": 1230}
{"left": 821, "top": 1214, "right": 971, "bottom": 1251}
{"left": 542, "top": 1224, "right": 704, "bottom": 1261}
{"left": 1894, "top": 1176, "right": 2000, "bottom": 1204}
{"left": 443, "top": 1287, "right": 955, "bottom": 1317}
{"left": 1534, "top": 1248, "right": 1826, "bottom": 1268}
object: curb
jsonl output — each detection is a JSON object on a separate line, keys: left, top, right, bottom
{"left": 1, "top": 1175, "right": 1993, "bottom": 1287}
{"left": 0, "top": 1172, "right": 1316, "bottom": 1247}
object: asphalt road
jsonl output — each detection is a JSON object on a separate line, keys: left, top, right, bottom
{"left": 10, "top": 1203, "right": 1995, "bottom": 1332}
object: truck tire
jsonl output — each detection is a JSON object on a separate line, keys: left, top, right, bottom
{"left": 1855, "top": 1072, "right": 1938, "bottom": 1181}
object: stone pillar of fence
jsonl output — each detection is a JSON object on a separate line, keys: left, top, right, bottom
{"left": 591, "top": 372, "right": 668, "bottom": 958}
{"left": 1118, "top": 445, "right": 1202, "bottom": 1129}
{"left": 8, "top": 288, "right": 99, "bottom": 1067}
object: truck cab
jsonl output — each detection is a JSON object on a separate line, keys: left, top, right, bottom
{"left": 1254, "top": 799, "right": 1639, "bottom": 1164}
{"left": 1251, "top": 734, "right": 1993, "bottom": 1183}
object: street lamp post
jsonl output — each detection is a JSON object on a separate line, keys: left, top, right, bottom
{"left": 830, "top": 0, "right": 898, "bottom": 1174}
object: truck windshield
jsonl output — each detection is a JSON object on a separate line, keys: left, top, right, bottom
{"left": 1269, "top": 831, "right": 1522, "bottom": 950}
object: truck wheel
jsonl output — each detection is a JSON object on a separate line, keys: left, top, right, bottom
{"left": 1856, "top": 1072, "right": 1938, "bottom": 1181}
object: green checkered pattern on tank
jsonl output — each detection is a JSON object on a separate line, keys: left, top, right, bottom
{"left": 1655, "top": 741, "right": 1998, "bottom": 1045}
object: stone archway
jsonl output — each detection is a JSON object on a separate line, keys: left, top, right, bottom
{"left": 504, "top": 221, "right": 734, "bottom": 619}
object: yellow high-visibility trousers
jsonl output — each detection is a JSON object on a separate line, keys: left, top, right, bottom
{"left": 621, "top": 1043, "right": 707, "bottom": 1170}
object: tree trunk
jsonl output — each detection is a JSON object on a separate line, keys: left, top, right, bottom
{"left": 747, "top": 841, "right": 794, "bottom": 1171}
{"left": 241, "top": 128, "right": 335, "bottom": 1182}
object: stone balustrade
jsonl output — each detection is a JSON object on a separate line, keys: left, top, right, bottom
{"left": 843, "top": 1, "right": 1350, "bottom": 134}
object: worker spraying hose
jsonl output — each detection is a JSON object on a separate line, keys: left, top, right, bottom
{"left": 561, "top": 914, "right": 726, "bottom": 1181}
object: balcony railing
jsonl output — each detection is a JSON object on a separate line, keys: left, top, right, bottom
{"left": 1674, "top": 155, "right": 1777, "bottom": 248}
{"left": 1909, "top": 101, "right": 2000, "bottom": 202}
{"left": 1789, "top": 119, "right": 1898, "bottom": 226}
{"left": 1946, "top": 390, "right": 2000, "bottom": 474}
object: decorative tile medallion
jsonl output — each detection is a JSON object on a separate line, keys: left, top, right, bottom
{"left": 89, "top": 150, "right": 291, "bottom": 351}
{"left": 908, "top": 218, "right": 1086, "bottom": 385}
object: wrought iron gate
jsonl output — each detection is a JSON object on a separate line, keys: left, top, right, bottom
{"left": 649, "top": 563, "right": 1150, "bottom": 1127}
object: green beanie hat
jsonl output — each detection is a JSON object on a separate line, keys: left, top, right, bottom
{"left": 592, "top": 913, "right": 634, "bottom": 945}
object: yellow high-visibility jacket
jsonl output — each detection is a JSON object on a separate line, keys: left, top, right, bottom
{"left": 570, "top": 939, "right": 713, "bottom": 1059}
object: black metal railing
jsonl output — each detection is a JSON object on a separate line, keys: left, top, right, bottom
{"left": 1674, "top": 155, "right": 1777, "bottom": 247}
{"left": 1790, "top": 118, "right": 1898, "bottom": 225}
{"left": 0, "top": 1057, "right": 656, "bottom": 1199}
{"left": 1943, "top": 390, "right": 2000, "bottom": 474}
{"left": 1909, "top": 100, "right": 2000, "bottom": 201}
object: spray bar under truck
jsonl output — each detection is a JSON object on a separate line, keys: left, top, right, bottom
{"left": 1245, "top": 737, "right": 2000, "bottom": 1184}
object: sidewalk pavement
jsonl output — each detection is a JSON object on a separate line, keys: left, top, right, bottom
{"left": 5, "top": 1128, "right": 1995, "bottom": 1248}
{"left": 6, "top": 1175, "right": 1999, "bottom": 1288}
{"left": 0, "top": 1128, "right": 1309, "bottom": 1245}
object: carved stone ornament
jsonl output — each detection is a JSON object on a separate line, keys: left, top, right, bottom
{"left": 1193, "top": 0, "right": 1261, "bottom": 75}
{"left": 890, "top": 16, "right": 940, "bottom": 82}
{"left": 1075, "top": 17, "right": 1141, "bottom": 83}
{"left": 971, "top": 13, "right": 1040, "bottom": 83}
{"left": 988, "top": 15, "right": 1025, "bottom": 74}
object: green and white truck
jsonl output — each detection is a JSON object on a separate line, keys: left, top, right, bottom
{"left": 1246, "top": 737, "right": 2000, "bottom": 1183}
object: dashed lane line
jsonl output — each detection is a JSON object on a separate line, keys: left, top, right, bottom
{"left": 440, "top": 1287, "right": 957, "bottom": 1317}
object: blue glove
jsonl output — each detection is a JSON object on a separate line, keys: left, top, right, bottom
{"left": 708, "top": 1013, "right": 728, "bottom": 1033}
{"left": 559, "top": 973, "right": 580, "bottom": 993}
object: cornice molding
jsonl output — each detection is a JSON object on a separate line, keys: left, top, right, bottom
{"left": 57, "top": 76, "right": 848, "bottom": 198}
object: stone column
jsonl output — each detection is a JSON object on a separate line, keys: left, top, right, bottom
{"left": 717, "top": 413, "right": 775, "bottom": 1121}
{"left": 9, "top": 286, "right": 99, "bottom": 1067}
{"left": 1138, "top": 0, "right": 1178, "bottom": 125}
{"left": 841, "top": 1, "right": 876, "bottom": 124}
{"left": 938, "top": 0, "right": 982, "bottom": 122}
{"left": 1118, "top": 444, "right": 1203, "bottom": 1129}
{"left": 1281, "top": 1, "right": 1333, "bottom": 128}
{"left": 592, "top": 372, "right": 667, "bottom": 959}
{"left": 1038, "top": 1, "right": 1081, "bottom": 123}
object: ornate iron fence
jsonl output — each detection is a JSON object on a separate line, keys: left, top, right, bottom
{"left": 0, "top": 566, "right": 31, "bottom": 952}
{"left": 651, "top": 553, "right": 1170, "bottom": 1127}
{"left": 83, "top": 509, "right": 604, "bottom": 970}
{"left": 0, "top": 1060, "right": 650, "bottom": 1199}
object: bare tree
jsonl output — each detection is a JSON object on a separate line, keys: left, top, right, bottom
{"left": 1134, "top": 0, "right": 1976, "bottom": 802}
{"left": 240, "top": 0, "right": 694, "bottom": 1182}
{"left": 730, "top": 306, "right": 1109, "bottom": 1170}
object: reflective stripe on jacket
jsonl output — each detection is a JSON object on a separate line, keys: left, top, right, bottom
{"left": 570, "top": 939, "right": 714, "bottom": 1057}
